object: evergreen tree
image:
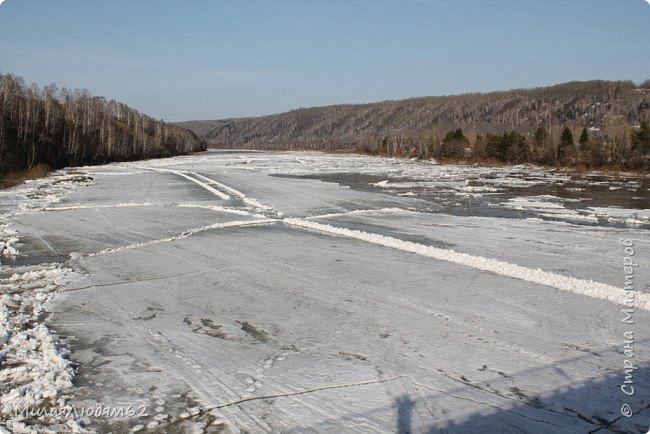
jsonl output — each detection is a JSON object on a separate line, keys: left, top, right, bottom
{"left": 534, "top": 127, "right": 549, "bottom": 147}
{"left": 578, "top": 128, "right": 589, "bottom": 148}
{"left": 561, "top": 127, "right": 574, "bottom": 147}
{"left": 558, "top": 127, "right": 574, "bottom": 165}
{"left": 443, "top": 128, "right": 466, "bottom": 143}
{"left": 441, "top": 128, "right": 468, "bottom": 158}
{"left": 631, "top": 121, "right": 650, "bottom": 154}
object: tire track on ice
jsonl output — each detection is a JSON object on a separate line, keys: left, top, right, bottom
{"left": 189, "top": 172, "right": 274, "bottom": 211}
{"left": 137, "top": 166, "right": 274, "bottom": 212}
{"left": 136, "top": 167, "right": 231, "bottom": 200}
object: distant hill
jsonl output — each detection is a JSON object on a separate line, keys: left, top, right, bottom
{"left": 177, "top": 80, "right": 650, "bottom": 150}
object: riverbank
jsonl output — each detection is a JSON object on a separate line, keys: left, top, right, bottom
{"left": 351, "top": 150, "right": 650, "bottom": 177}
{"left": 0, "top": 164, "right": 52, "bottom": 189}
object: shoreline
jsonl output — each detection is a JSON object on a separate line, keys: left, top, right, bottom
{"left": 0, "top": 150, "right": 210, "bottom": 190}
{"left": 208, "top": 147, "right": 650, "bottom": 177}
{"left": 4, "top": 148, "right": 646, "bottom": 190}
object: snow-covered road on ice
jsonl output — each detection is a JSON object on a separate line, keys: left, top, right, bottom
{"left": 1, "top": 151, "right": 649, "bottom": 433}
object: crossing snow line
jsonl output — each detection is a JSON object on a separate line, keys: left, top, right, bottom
{"left": 175, "top": 203, "right": 255, "bottom": 217}
{"left": 45, "top": 202, "right": 159, "bottom": 211}
{"left": 45, "top": 202, "right": 254, "bottom": 217}
{"left": 88, "top": 219, "right": 278, "bottom": 256}
{"left": 284, "top": 218, "right": 650, "bottom": 311}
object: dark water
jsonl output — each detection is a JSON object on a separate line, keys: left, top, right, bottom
{"left": 274, "top": 170, "right": 650, "bottom": 229}
{"left": 0, "top": 254, "right": 68, "bottom": 267}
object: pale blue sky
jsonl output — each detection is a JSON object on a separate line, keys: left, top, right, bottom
{"left": 1, "top": 0, "right": 649, "bottom": 121}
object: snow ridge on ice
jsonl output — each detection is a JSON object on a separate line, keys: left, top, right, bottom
{"left": 284, "top": 218, "right": 649, "bottom": 311}
{"left": 89, "top": 219, "right": 278, "bottom": 256}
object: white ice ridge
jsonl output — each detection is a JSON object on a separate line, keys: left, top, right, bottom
{"left": 176, "top": 203, "right": 258, "bottom": 217}
{"left": 284, "top": 218, "right": 650, "bottom": 311}
{"left": 45, "top": 202, "right": 256, "bottom": 217}
{"left": 45, "top": 202, "right": 159, "bottom": 211}
{"left": 307, "top": 207, "right": 419, "bottom": 220}
{"left": 89, "top": 219, "right": 278, "bottom": 256}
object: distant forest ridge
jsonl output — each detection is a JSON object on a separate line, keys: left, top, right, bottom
{"left": 0, "top": 72, "right": 206, "bottom": 178}
{"left": 178, "top": 79, "right": 650, "bottom": 168}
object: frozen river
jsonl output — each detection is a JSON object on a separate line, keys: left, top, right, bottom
{"left": 1, "top": 151, "right": 649, "bottom": 433}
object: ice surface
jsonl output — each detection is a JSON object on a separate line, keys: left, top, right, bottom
{"left": 0, "top": 152, "right": 648, "bottom": 433}
{"left": 589, "top": 207, "right": 650, "bottom": 224}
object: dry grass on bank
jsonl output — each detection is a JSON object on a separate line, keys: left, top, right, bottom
{"left": 0, "top": 164, "right": 51, "bottom": 189}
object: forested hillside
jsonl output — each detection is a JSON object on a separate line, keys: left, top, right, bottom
{"left": 178, "top": 80, "right": 650, "bottom": 168}
{"left": 0, "top": 73, "right": 205, "bottom": 177}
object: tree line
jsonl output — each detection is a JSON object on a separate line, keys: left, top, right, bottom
{"left": 355, "top": 120, "right": 650, "bottom": 169}
{"left": 0, "top": 72, "right": 206, "bottom": 177}
{"left": 186, "top": 80, "right": 650, "bottom": 157}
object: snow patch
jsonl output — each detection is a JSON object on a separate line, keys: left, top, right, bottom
{"left": 457, "top": 185, "right": 501, "bottom": 193}
{"left": 0, "top": 220, "right": 19, "bottom": 256}
{"left": 504, "top": 197, "right": 566, "bottom": 211}
{"left": 0, "top": 266, "right": 88, "bottom": 432}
